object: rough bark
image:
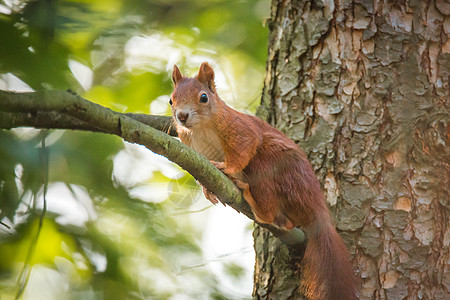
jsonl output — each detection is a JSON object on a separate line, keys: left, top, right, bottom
{"left": 254, "top": 0, "right": 449, "bottom": 299}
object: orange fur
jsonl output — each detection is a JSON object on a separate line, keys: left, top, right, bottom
{"left": 170, "top": 63, "right": 359, "bottom": 300}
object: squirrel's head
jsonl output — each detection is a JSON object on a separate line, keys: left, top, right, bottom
{"left": 170, "top": 62, "right": 220, "bottom": 130}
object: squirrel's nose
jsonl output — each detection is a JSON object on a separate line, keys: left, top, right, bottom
{"left": 177, "top": 111, "right": 189, "bottom": 123}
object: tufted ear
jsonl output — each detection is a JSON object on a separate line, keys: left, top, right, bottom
{"left": 172, "top": 65, "right": 183, "bottom": 85}
{"left": 196, "top": 62, "right": 216, "bottom": 92}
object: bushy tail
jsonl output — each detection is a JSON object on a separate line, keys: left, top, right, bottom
{"left": 302, "top": 215, "right": 359, "bottom": 300}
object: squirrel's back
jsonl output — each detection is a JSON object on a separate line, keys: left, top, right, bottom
{"left": 170, "top": 63, "right": 359, "bottom": 300}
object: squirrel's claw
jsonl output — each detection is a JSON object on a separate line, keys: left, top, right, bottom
{"left": 233, "top": 179, "right": 250, "bottom": 192}
{"left": 210, "top": 161, "right": 226, "bottom": 171}
{"left": 210, "top": 161, "right": 239, "bottom": 180}
{"left": 202, "top": 186, "right": 220, "bottom": 205}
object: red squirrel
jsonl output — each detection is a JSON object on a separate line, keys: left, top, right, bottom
{"left": 170, "top": 63, "right": 359, "bottom": 300}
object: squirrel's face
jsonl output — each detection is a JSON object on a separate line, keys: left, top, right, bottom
{"left": 170, "top": 63, "right": 218, "bottom": 130}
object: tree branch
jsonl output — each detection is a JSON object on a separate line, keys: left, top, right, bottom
{"left": 0, "top": 90, "right": 305, "bottom": 247}
{"left": 124, "top": 113, "right": 177, "bottom": 137}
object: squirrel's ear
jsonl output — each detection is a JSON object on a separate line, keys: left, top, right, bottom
{"left": 172, "top": 65, "right": 183, "bottom": 85}
{"left": 196, "top": 62, "right": 216, "bottom": 92}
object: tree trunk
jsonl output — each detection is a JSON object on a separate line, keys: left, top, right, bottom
{"left": 254, "top": 0, "right": 449, "bottom": 299}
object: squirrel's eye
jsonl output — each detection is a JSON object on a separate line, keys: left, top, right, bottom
{"left": 200, "top": 93, "right": 208, "bottom": 103}
{"left": 169, "top": 98, "right": 173, "bottom": 105}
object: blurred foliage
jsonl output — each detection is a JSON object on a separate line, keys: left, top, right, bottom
{"left": 0, "top": 0, "right": 269, "bottom": 299}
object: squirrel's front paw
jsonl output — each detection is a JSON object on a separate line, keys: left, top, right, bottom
{"left": 210, "top": 161, "right": 226, "bottom": 171}
{"left": 210, "top": 161, "right": 240, "bottom": 178}
{"left": 202, "top": 186, "right": 220, "bottom": 205}
{"left": 233, "top": 179, "right": 250, "bottom": 192}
